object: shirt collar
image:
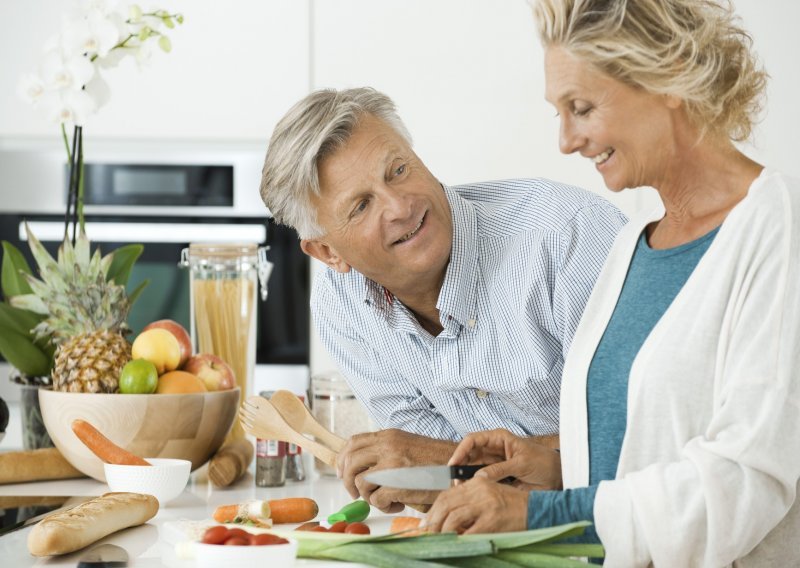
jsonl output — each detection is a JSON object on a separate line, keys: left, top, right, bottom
{"left": 361, "top": 184, "right": 479, "bottom": 331}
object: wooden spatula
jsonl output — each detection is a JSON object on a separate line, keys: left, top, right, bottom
{"left": 269, "top": 390, "right": 347, "bottom": 453}
{"left": 238, "top": 396, "right": 338, "bottom": 467}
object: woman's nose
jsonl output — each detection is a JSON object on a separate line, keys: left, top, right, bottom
{"left": 559, "top": 117, "right": 585, "bottom": 155}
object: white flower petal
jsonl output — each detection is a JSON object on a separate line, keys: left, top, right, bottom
{"left": 84, "top": 69, "right": 111, "bottom": 110}
{"left": 17, "top": 74, "right": 46, "bottom": 105}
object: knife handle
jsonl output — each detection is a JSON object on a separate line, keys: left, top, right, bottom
{"left": 450, "top": 464, "right": 487, "bottom": 479}
{"left": 451, "top": 464, "right": 516, "bottom": 484}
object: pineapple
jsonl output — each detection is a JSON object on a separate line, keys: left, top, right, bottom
{"left": 11, "top": 225, "right": 133, "bottom": 393}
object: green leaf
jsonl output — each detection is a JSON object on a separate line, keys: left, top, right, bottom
{"left": 107, "top": 244, "right": 144, "bottom": 285}
{"left": 443, "top": 557, "right": 520, "bottom": 568}
{"left": 128, "top": 279, "right": 149, "bottom": 307}
{"left": 0, "top": 327, "right": 52, "bottom": 377}
{"left": 0, "top": 303, "right": 44, "bottom": 336}
{"left": 518, "top": 543, "right": 604, "bottom": 558}
{"left": 1, "top": 241, "right": 34, "bottom": 297}
{"left": 317, "top": 543, "right": 452, "bottom": 567}
{"left": 461, "top": 522, "right": 592, "bottom": 549}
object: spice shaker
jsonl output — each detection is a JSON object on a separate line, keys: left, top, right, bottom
{"left": 255, "top": 390, "right": 286, "bottom": 487}
{"left": 284, "top": 395, "right": 306, "bottom": 482}
{"left": 310, "top": 371, "right": 374, "bottom": 476}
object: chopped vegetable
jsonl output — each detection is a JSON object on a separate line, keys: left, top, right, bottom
{"left": 269, "top": 497, "right": 319, "bottom": 524}
{"left": 390, "top": 516, "right": 424, "bottom": 535}
{"left": 327, "top": 499, "right": 371, "bottom": 524}
{"left": 71, "top": 419, "right": 150, "bottom": 466}
{"left": 212, "top": 500, "right": 271, "bottom": 524}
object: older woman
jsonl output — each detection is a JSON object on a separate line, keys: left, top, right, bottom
{"left": 425, "top": 0, "right": 800, "bottom": 565}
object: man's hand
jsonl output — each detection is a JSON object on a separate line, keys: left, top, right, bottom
{"left": 425, "top": 477, "right": 529, "bottom": 534}
{"left": 336, "top": 429, "right": 457, "bottom": 513}
{"left": 448, "top": 428, "right": 562, "bottom": 491}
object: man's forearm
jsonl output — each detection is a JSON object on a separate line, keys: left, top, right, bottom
{"left": 530, "top": 433, "right": 560, "bottom": 450}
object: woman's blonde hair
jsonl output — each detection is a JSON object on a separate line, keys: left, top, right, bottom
{"left": 532, "top": 0, "right": 768, "bottom": 141}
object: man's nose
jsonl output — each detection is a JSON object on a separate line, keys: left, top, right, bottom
{"left": 378, "top": 184, "right": 413, "bottom": 220}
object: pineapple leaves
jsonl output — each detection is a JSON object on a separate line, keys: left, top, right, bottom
{"left": 1, "top": 241, "right": 34, "bottom": 298}
{"left": 107, "top": 244, "right": 144, "bottom": 286}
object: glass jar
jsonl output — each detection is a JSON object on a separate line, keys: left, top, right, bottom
{"left": 180, "top": 243, "right": 272, "bottom": 441}
{"left": 310, "top": 371, "right": 374, "bottom": 476}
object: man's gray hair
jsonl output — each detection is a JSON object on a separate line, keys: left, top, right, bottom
{"left": 260, "top": 87, "right": 413, "bottom": 239}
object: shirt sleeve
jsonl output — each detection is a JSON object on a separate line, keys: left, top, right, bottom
{"left": 311, "top": 274, "right": 460, "bottom": 441}
{"left": 528, "top": 485, "right": 600, "bottom": 544}
{"left": 553, "top": 203, "right": 627, "bottom": 357}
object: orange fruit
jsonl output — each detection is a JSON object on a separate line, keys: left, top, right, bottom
{"left": 156, "top": 370, "right": 208, "bottom": 394}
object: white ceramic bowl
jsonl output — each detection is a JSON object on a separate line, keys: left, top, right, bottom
{"left": 104, "top": 458, "right": 191, "bottom": 505}
{"left": 193, "top": 537, "right": 298, "bottom": 567}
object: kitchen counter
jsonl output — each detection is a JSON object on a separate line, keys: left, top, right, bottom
{"left": 0, "top": 455, "right": 417, "bottom": 567}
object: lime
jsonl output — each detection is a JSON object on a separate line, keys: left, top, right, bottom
{"left": 119, "top": 359, "right": 159, "bottom": 394}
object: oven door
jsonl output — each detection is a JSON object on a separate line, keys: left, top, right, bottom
{"left": 0, "top": 214, "right": 309, "bottom": 367}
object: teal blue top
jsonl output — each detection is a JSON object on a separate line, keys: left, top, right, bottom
{"left": 527, "top": 226, "right": 719, "bottom": 549}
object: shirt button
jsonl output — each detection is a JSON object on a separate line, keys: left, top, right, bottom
{"left": 467, "top": 318, "right": 476, "bottom": 328}
{"left": 476, "top": 389, "right": 488, "bottom": 399}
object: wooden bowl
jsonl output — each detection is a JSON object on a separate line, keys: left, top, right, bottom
{"left": 39, "top": 388, "right": 240, "bottom": 482}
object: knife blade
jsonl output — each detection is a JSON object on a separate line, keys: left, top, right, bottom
{"left": 77, "top": 543, "right": 129, "bottom": 567}
{"left": 363, "top": 464, "right": 487, "bottom": 490}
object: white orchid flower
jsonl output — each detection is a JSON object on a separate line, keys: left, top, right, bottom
{"left": 39, "top": 88, "right": 97, "bottom": 126}
{"left": 40, "top": 48, "right": 95, "bottom": 92}
{"left": 84, "top": 69, "right": 112, "bottom": 110}
{"left": 17, "top": 74, "right": 46, "bottom": 105}
{"left": 62, "top": 10, "right": 121, "bottom": 59}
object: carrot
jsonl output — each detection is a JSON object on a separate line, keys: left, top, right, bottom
{"left": 71, "top": 419, "right": 150, "bottom": 466}
{"left": 389, "top": 516, "right": 424, "bottom": 535}
{"left": 213, "top": 500, "right": 271, "bottom": 524}
{"left": 268, "top": 497, "right": 318, "bottom": 524}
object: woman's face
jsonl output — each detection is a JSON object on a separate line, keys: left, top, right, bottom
{"left": 544, "top": 46, "right": 681, "bottom": 192}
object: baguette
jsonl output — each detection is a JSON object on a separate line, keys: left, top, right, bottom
{"left": 0, "top": 447, "right": 84, "bottom": 485}
{"left": 27, "top": 492, "right": 158, "bottom": 557}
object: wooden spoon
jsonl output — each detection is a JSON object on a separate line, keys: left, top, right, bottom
{"left": 239, "top": 396, "right": 338, "bottom": 467}
{"left": 269, "top": 390, "right": 347, "bottom": 453}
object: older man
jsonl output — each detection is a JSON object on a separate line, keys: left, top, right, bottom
{"left": 260, "top": 87, "right": 626, "bottom": 511}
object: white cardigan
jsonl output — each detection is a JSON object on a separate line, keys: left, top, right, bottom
{"left": 560, "top": 169, "right": 800, "bottom": 567}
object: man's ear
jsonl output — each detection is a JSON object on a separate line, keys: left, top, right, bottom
{"left": 300, "top": 239, "right": 352, "bottom": 273}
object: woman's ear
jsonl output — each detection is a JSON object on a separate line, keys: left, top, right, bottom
{"left": 300, "top": 239, "right": 352, "bottom": 273}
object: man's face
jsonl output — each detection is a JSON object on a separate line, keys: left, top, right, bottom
{"left": 302, "top": 114, "right": 453, "bottom": 296}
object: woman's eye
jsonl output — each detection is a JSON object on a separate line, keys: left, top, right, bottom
{"left": 573, "top": 105, "right": 592, "bottom": 117}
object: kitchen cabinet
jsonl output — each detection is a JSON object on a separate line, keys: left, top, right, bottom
{"left": 0, "top": 0, "right": 310, "bottom": 141}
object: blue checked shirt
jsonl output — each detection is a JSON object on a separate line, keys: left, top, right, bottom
{"left": 312, "top": 179, "right": 627, "bottom": 440}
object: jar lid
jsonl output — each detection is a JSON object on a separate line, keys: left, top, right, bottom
{"left": 188, "top": 243, "right": 258, "bottom": 259}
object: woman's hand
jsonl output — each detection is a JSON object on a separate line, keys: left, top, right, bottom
{"left": 450, "top": 428, "right": 562, "bottom": 491}
{"left": 425, "top": 476, "right": 529, "bottom": 534}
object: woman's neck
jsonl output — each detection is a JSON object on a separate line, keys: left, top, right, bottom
{"left": 647, "top": 136, "right": 763, "bottom": 249}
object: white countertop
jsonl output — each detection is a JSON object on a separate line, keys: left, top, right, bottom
{"left": 0, "top": 454, "right": 419, "bottom": 567}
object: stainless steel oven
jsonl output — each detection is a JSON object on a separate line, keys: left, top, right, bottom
{"left": 0, "top": 141, "right": 310, "bottom": 402}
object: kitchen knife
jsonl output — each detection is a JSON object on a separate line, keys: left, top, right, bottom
{"left": 77, "top": 543, "right": 129, "bottom": 567}
{"left": 363, "top": 464, "right": 488, "bottom": 490}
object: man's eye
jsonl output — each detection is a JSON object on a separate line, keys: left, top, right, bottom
{"left": 352, "top": 199, "right": 369, "bottom": 216}
{"left": 394, "top": 164, "right": 406, "bottom": 176}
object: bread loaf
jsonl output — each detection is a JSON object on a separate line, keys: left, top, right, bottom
{"left": 0, "top": 447, "right": 84, "bottom": 485}
{"left": 27, "top": 492, "right": 158, "bottom": 556}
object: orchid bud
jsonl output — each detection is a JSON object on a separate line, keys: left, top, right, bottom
{"left": 129, "top": 4, "right": 142, "bottom": 22}
{"left": 158, "top": 35, "right": 171, "bottom": 53}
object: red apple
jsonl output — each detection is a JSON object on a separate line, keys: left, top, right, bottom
{"left": 183, "top": 353, "right": 236, "bottom": 391}
{"left": 142, "top": 319, "right": 192, "bottom": 367}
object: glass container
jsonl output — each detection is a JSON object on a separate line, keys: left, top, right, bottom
{"left": 310, "top": 371, "right": 374, "bottom": 476}
{"left": 180, "top": 243, "right": 272, "bottom": 441}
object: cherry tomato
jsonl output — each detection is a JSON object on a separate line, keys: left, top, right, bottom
{"left": 249, "top": 534, "right": 288, "bottom": 546}
{"left": 295, "top": 521, "right": 320, "bottom": 531}
{"left": 223, "top": 536, "right": 251, "bottom": 546}
{"left": 200, "top": 525, "right": 230, "bottom": 545}
{"left": 344, "top": 522, "right": 370, "bottom": 535}
{"left": 329, "top": 521, "right": 348, "bottom": 533}
{"left": 311, "top": 525, "right": 329, "bottom": 532}
{"left": 224, "top": 528, "right": 250, "bottom": 540}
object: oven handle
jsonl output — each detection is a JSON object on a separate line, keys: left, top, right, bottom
{"left": 21, "top": 221, "right": 267, "bottom": 244}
